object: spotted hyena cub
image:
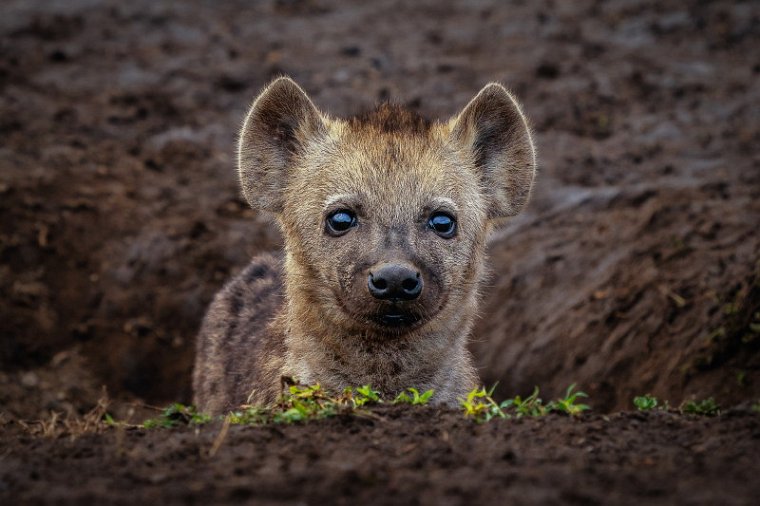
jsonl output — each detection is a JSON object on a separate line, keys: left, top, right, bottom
{"left": 193, "top": 77, "right": 536, "bottom": 414}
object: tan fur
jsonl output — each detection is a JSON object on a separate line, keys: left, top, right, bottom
{"left": 193, "top": 77, "right": 536, "bottom": 413}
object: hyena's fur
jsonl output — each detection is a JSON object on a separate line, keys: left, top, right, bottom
{"left": 194, "top": 77, "right": 536, "bottom": 414}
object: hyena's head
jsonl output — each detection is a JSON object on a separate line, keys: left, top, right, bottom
{"left": 239, "top": 77, "right": 535, "bottom": 338}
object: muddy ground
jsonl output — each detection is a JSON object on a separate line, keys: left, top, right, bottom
{"left": 1, "top": 0, "right": 759, "bottom": 504}
{"left": 2, "top": 406, "right": 760, "bottom": 506}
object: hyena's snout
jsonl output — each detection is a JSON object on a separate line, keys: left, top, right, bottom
{"left": 367, "top": 263, "right": 423, "bottom": 301}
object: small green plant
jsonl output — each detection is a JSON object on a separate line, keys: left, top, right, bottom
{"left": 633, "top": 394, "right": 671, "bottom": 411}
{"left": 142, "top": 403, "right": 212, "bottom": 428}
{"left": 502, "top": 387, "right": 549, "bottom": 417}
{"left": 228, "top": 406, "right": 269, "bottom": 425}
{"left": 461, "top": 385, "right": 509, "bottom": 423}
{"left": 751, "top": 401, "right": 760, "bottom": 414}
{"left": 633, "top": 394, "right": 660, "bottom": 411}
{"left": 353, "top": 385, "right": 382, "bottom": 407}
{"left": 141, "top": 382, "right": 437, "bottom": 429}
{"left": 461, "top": 384, "right": 590, "bottom": 423}
{"left": 547, "top": 384, "right": 590, "bottom": 415}
{"left": 681, "top": 398, "right": 720, "bottom": 416}
{"left": 393, "top": 387, "right": 434, "bottom": 405}
{"left": 271, "top": 383, "right": 346, "bottom": 423}
{"left": 230, "top": 382, "right": 383, "bottom": 426}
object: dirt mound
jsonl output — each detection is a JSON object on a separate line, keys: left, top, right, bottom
{"left": 2, "top": 407, "right": 759, "bottom": 505}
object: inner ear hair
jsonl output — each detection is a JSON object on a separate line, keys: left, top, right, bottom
{"left": 450, "top": 83, "right": 536, "bottom": 220}
{"left": 238, "top": 77, "right": 327, "bottom": 213}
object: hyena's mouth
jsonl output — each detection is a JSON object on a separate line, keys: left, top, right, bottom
{"left": 373, "top": 309, "right": 422, "bottom": 328}
{"left": 332, "top": 289, "right": 431, "bottom": 333}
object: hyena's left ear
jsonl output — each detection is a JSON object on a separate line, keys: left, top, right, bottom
{"left": 238, "top": 77, "right": 327, "bottom": 213}
{"left": 449, "top": 83, "right": 536, "bottom": 219}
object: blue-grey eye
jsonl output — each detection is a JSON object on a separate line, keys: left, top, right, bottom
{"left": 428, "top": 212, "right": 456, "bottom": 238}
{"left": 326, "top": 210, "right": 357, "bottom": 236}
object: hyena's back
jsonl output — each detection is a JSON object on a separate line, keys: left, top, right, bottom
{"left": 193, "top": 253, "right": 285, "bottom": 414}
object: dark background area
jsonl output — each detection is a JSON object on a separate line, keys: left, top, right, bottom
{"left": 1, "top": 0, "right": 758, "bottom": 419}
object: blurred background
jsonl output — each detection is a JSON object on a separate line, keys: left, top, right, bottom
{"left": 1, "top": 0, "right": 758, "bottom": 419}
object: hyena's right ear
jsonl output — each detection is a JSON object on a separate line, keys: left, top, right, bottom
{"left": 238, "top": 77, "right": 327, "bottom": 212}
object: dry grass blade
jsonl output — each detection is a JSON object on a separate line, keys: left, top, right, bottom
{"left": 20, "top": 389, "right": 111, "bottom": 438}
{"left": 208, "top": 415, "right": 231, "bottom": 457}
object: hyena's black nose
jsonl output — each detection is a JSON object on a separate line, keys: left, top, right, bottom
{"left": 368, "top": 264, "right": 423, "bottom": 301}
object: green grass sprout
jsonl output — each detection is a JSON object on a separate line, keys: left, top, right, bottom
{"left": 461, "top": 385, "right": 508, "bottom": 423}
{"left": 142, "top": 403, "right": 212, "bottom": 429}
{"left": 633, "top": 394, "right": 659, "bottom": 411}
{"left": 393, "top": 387, "right": 435, "bottom": 405}
{"left": 681, "top": 398, "right": 720, "bottom": 416}
{"left": 547, "top": 384, "right": 591, "bottom": 415}
{"left": 461, "top": 384, "right": 590, "bottom": 423}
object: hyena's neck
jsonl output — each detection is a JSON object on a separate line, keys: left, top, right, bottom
{"left": 279, "top": 280, "right": 479, "bottom": 404}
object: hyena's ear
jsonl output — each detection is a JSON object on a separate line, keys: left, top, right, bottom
{"left": 238, "top": 77, "right": 327, "bottom": 212}
{"left": 449, "top": 83, "right": 536, "bottom": 219}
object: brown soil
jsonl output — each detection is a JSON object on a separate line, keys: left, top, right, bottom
{"left": 2, "top": 407, "right": 760, "bottom": 505}
{"left": 1, "top": 0, "right": 759, "bottom": 504}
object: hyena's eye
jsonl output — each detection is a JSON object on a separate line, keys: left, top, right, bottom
{"left": 325, "top": 210, "right": 357, "bottom": 236}
{"left": 428, "top": 212, "right": 457, "bottom": 238}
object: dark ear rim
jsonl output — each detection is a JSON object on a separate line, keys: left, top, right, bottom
{"left": 450, "top": 83, "right": 536, "bottom": 220}
{"left": 237, "top": 77, "right": 326, "bottom": 213}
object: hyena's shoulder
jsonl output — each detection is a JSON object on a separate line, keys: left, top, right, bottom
{"left": 193, "top": 253, "right": 286, "bottom": 413}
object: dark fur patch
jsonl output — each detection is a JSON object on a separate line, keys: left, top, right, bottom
{"left": 245, "top": 261, "right": 271, "bottom": 284}
{"left": 228, "top": 286, "right": 244, "bottom": 317}
{"left": 193, "top": 253, "right": 286, "bottom": 413}
{"left": 349, "top": 103, "right": 431, "bottom": 135}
